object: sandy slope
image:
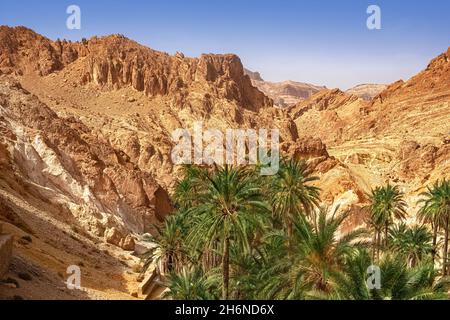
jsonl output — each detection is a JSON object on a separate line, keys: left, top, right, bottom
{"left": 0, "top": 183, "right": 142, "bottom": 300}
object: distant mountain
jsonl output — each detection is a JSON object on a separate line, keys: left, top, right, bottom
{"left": 346, "top": 84, "right": 387, "bottom": 101}
{"left": 244, "top": 68, "right": 264, "bottom": 82}
{"left": 244, "top": 68, "right": 326, "bottom": 107}
{"left": 289, "top": 44, "right": 450, "bottom": 145}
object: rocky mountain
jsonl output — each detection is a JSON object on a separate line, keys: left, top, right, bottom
{"left": 346, "top": 83, "right": 387, "bottom": 101}
{"left": 288, "top": 48, "right": 450, "bottom": 210}
{"left": 0, "top": 76, "right": 171, "bottom": 241}
{"left": 244, "top": 68, "right": 326, "bottom": 107}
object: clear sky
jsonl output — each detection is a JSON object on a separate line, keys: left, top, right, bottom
{"left": 1, "top": 0, "right": 449, "bottom": 89}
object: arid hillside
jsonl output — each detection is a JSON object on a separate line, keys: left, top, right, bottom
{"left": 289, "top": 47, "right": 450, "bottom": 223}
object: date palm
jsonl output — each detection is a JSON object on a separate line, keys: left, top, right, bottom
{"left": 389, "top": 223, "right": 433, "bottom": 268}
{"left": 328, "top": 249, "right": 374, "bottom": 300}
{"left": 270, "top": 159, "right": 320, "bottom": 236}
{"left": 376, "top": 255, "right": 449, "bottom": 300}
{"left": 260, "top": 207, "right": 367, "bottom": 298}
{"left": 163, "top": 267, "right": 220, "bottom": 300}
{"left": 332, "top": 249, "right": 449, "bottom": 300}
{"left": 188, "top": 165, "right": 269, "bottom": 300}
{"left": 367, "top": 184, "right": 407, "bottom": 261}
{"left": 142, "top": 212, "right": 190, "bottom": 274}
{"left": 173, "top": 165, "right": 209, "bottom": 209}
{"left": 418, "top": 180, "right": 450, "bottom": 275}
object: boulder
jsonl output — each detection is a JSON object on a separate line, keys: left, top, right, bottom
{"left": 120, "top": 234, "right": 136, "bottom": 251}
{"left": 104, "top": 227, "right": 123, "bottom": 247}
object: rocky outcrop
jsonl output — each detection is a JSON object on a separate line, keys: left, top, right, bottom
{"left": 104, "top": 227, "right": 135, "bottom": 250}
{"left": 80, "top": 40, "right": 270, "bottom": 111}
{"left": 284, "top": 136, "right": 329, "bottom": 159}
{"left": 0, "top": 76, "right": 172, "bottom": 242}
{"left": 0, "top": 26, "right": 271, "bottom": 112}
{"left": 244, "top": 68, "right": 264, "bottom": 82}
{"left": 0, "top": 26, "right": 86, "bottom": 76}
{"left": 372, "top": 47, "right": 450, "bottom": 107}
{"left": 286, "top": 89, "right": 365, "bottom": 145}
{"left": 0, "top": 224, "right": 13, "bottom": 279}
{"left": 283, "top": 136, "right": 338, "bottom": 173}
{"left": 396, "top": 140, "right": 450, "bottom": 180}
{"left": 120, "top": 234, "right": 136, "bottom": 251}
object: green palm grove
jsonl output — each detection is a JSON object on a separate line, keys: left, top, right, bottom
{"left": 143, "top": 161, "right": 450, "bottom": 300}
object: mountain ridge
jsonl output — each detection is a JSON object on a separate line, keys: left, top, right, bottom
{"left": 244, "top": 68, "right": 326, "bottom": 107}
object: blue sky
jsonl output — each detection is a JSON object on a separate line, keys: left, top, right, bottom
{"left": 1, "top": 0, "right": 449, "bottom": 89}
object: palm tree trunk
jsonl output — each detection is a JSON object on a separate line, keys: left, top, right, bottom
{"left": 372, "top": 232, "right": 377, "bottom": 262}
{"left": 376, "top": 230, "right": 381, "bottom": 263}
{"left": 287, "top": 218, "right": 296, "bottom": 254}
{"left": 432, "top": 222, "right": 438, "bottom": 265}
{"left": 287, "top": 221, "right": 293, "bottom": 240}
{"left": 222, "top": 237, "right": 230, "bottom": 300}
{"left": 443, "top": 217, "right": 449, "bottom": 276}
{"left": 384, "top": 222, "right": 389, "bottom": 248}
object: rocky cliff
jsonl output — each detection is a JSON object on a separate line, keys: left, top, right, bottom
{"left": 0, "top": 26, "right": 271, "bottom": 112}
{"left": 0, "top": 76, "right": 172, "bottom": 247}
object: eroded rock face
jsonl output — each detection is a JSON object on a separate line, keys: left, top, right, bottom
{"left": 284, "top": 136, "right": 329, "bottom": 159}
{"left": 282, "top": 136, "right": 338, "bottom": 173}
{"left": 104, "top": 227, "right": 123, "bottom": 246}
{"left": 82, "top": 41, "right": 270, "bottom": 111}
{"left": 0, "top": 26, "right": 271, "bottom": 112}
{"left": 0, "top": 76, "right": 172, "bottom": 241}
{"left": 0, "top": 26, "right": 86, "bottom": 76}
{"left": 396, "top": 140, "right": 450, "bottom": 180}
{"left": 120, "top": 234, "right": 136, "bottom": 251}
{"left": 290, "top": 89, "right": 359, "bottom": 119}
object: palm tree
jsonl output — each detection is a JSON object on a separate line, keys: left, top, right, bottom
{"left": 270, "top": 159, "right": 320, "bottom": 236}
{"left": 376, "top": 255, "right": 449, "bottom": 300}
{"left": 367, "top": 184, "right": 407, "bottom": 261}
{"left": 260, "top": 207, "right": 367, "bottom": 298}
{"left": 332, "top": 249, "right": 449, "bottom": 300}
{"left": 188, "top": 165, "right": 269, "bottom": 300}
{"left": 142, "top": 212, "right": 190, "bottom": 275}
{"left": 418, "top": 180, "right": 450, "bottom": 275}
{"left": 389, "top": 223, "right": 433, "bottom": 268}
{"left": 329, "top": 249, "right": 374, "bottom": 300}
{"left": 163, "top": 267, "right": 220, "bottom": 300}
{"left": 173, "top": 165, "right": 208, "bottom": 209}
